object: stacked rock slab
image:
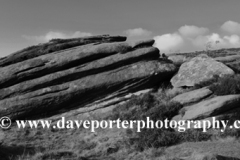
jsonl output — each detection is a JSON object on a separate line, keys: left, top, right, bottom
{"left": 171, "top": 87, "right": 213, "bottom": 105}
{"left": 0, "top": 34, "right": 126, "bottom": 67}
{"left": 0, "top": 35, "right": 177, "bottom": 120}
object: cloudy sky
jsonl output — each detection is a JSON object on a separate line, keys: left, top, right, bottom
{"left": 1, "top": 0, "right": 240, "bottom": 56}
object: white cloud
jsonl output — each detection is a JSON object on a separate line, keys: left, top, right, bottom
{"left": 153, "top": 25, "right": 210, "bottom": 53}
{"left": 224, "top": 35, "right": 240, "bottom": 46}
{"left": 153, "top": 22, "right": 240, "bottom": 53}
{"left": 179, "top": 25, "right": 209, "bottom": 38}
{"left": 192, "top": 33, "right": 221, "bottom": 49}
{"left": 192, "top": 33, "right": 240, "bottom": 49}
{"left": 221, "top": 21, "right": 240, "bottom": 34}
{"left": 125, "top": 28, "right": 152, "bottom": 37}
{"left": 23, "top": 31, "right": 92, "bottom": 42}
{"left": 154, "top": 33, "right": 184, "bottom": 52}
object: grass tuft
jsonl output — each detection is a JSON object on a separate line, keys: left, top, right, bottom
{"left": 209, "top": 74, "right": 240, "bottom": 95}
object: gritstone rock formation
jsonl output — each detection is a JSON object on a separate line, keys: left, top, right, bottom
{"left": 0, "top": 35, "right": 177, "bottom": 119}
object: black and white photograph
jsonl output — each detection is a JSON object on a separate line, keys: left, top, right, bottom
{"left": 0, "top": 0, "right": 240, "bottom": 159}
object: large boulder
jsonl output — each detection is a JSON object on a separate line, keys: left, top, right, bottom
{"left": 171, "top": 54, "right": 235, "bottom": 88}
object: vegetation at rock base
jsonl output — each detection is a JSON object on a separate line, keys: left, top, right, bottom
{"left": 110, "top": 88, "right": 212, "bottom": 151}
{"left": 2, "top": 86, "right": 240, "bottom": 160}
{"left": 209, "top": 74, "right": 240, "bottom": 95}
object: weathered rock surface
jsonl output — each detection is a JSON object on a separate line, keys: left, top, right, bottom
{"left": 0, "top": 41, "right": 132, "bottom": 89}
{"left": 0, "top": 35, "right": 126, "bottom": 68}
{"left": 171, "top": 87, "right": 212, "bottom": 105}
{"left": 0, "top": 60, "right": 177, "bottom": 120}
{"left": 181, "top": 94, "right": 240, "bottom": 120}
{"left": 0, "top": 47, "right": 159, "bottom": 100}
{"left": 0, "top": 35, "right": 177, "bottom": 120}
{"left": 171, "top": 54, "right": 235, "bottom": 88}
{"left": 132, "top": 39, "right": 155, "bottom": 49}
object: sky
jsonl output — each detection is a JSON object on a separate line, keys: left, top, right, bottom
{"left": 1, "top": 0, "right": 240, "bottom": 57}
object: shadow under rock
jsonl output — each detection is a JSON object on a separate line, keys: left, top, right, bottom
{"left": 0, "top": 145, "right": 36, "bottom": 160}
